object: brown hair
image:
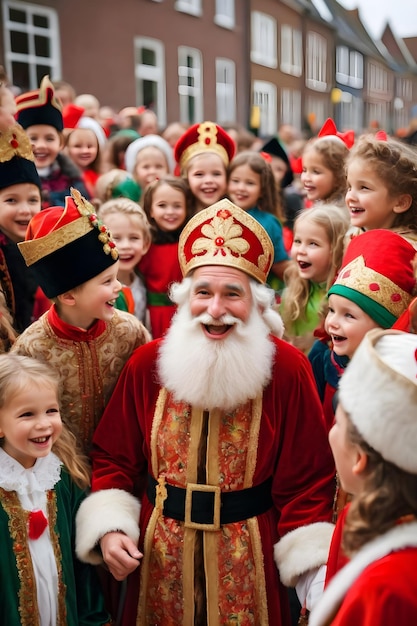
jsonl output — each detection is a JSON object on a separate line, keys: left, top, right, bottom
{"left": 346, "top": 135, "right": 417, "bottom": 230}
{"left": 303, "top": 137, "right": 349, "bottom": 203}
{"left": 228, "top": 150, "right": 280, "bottom": 217}
{"left": 142, "top": 175, "right": 193, "bottom": 236}
{"left": 65, "top": 127, "right": 102, "bottom": 174}
{"left": 0, "top": 354, "right": 90, "bottom": 488}
{"left": 342, "top": 414, "right": 417, "bottom": 556}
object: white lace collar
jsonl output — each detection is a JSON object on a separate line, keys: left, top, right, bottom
{"left": 0, "top": 448, "right": 62, "bottom": 495}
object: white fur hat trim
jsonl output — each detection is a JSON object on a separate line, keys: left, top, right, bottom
{"left": 77, "top": 116, "right": 107, "bottom": 147}
{"left": 124, "top": 134, "right": 175, "bottom": 174}
{"left": 339, "top": 328, "right": 417, "bottom": 473}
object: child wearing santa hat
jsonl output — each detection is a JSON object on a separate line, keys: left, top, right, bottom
{"left": 309, "top": 328, "right": 417, "bottom": 626}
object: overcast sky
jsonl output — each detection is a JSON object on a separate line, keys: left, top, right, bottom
{"left": 338, "top": 0, "right": 417, "bottom": 39}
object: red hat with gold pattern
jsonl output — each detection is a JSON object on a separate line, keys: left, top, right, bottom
{"left": 178, "top": 198, "right": 273, "bottom": 283}
{"left": 18, "top": 188, "right": 118, "bottom": 298}
{"left": 328, "top": 229, "right": 416, "bottom": 328}
{"left": 15, "top": 75, "right": 63, "bottom": 132}
{"left": 174, "top": 121, "right": 235, "bottom": 173}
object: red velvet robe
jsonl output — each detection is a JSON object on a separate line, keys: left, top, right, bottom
{"left": 91, "top": 336, "right": 335, "bottom": 625}
{"left": 311, "top": 517, "right": 417, "bottom": 626}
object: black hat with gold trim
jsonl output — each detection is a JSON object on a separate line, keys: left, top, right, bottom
{"left": 18, "top": 188, "right": 119, "bottom": 298}
{"left": 0, "top": 121, "right": 41, "bottom": 190}
{"left": 15, "top": 75, "right": 63, "bottom": 132}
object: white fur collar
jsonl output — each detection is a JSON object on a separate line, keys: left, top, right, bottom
{"left": 309, "top": 521, "right": 417, "bottom": 626}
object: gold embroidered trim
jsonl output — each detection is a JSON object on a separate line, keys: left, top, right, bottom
{"left": 0, "top": 488, "right": 67, "bottom": 625}
{"left": 0, "top": 487, "right": 39, "bottom": 626}
{"left": 136, "top": 507, "right": 159, "bottom": 626}
{"left": 18, "top": 218, "right": 91, "bottom": 265}
{"left": 244, "top": 395, "right": 263, "bottom": 487}
{"left": 47, "top": 490, "right": 67, "bottom": 625}
{"left": 0, "top": 123, "right": 35, "bottom": 163}
{"left": 18, "top": 187, "right": 119, "bottom": 266}
{"left": 334, "top": 255, "right": 413, "bottom": 317}
{"left": 248, "top": 517, "right": 269, "bottom": 625}
{"left": 179, "top": 198, "right": 273, "bottom": 284}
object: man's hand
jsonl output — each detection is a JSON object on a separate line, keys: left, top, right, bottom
{"left": 100, "top": 531, "right": 143, "bottom": 580}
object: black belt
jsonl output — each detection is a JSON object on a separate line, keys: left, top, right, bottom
{"left": 147, "top": 474, "right": 273, "bottom": 531}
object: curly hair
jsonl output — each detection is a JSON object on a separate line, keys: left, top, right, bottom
{"left": 0, "top": 354, "right": 90, "bottom": 489}
{"left": 281, "top": 204, "right": 349, "bottom": 326}
{"left": 342, "top": 414, "right": 417, "bottom": 556}
{"left": 98, "top": 196, "right": 152, "bottom": 248}
{"left": 303, "top": 137, "right": 349, "bottom": 204}
{"left": 346, "top": 135, "right": 417, "bottom": 230}
{"left": 228, "top": 151, "right": 283, "bottom": 219}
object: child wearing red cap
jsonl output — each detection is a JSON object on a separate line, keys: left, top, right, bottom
{"left": 174, "top": 121, "right": 235, "bottom": 214}
{"left": 309, "top": 228, "right": 417, "bottom": 433}
{"left": 15, "top": 76, "right": 90, "bottom": 208}
{"left": 11, "top": 188, "right": 149, "bottom": 455}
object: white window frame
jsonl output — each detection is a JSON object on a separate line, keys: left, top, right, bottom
{"left": 216, "top": 58, "right": 236, "bottom": 124}
{"left": 280, "top": 25, "right": 302, "bottom": 77}
{"left": 280, "top": 88, "right": 301, "bottom": 129}
{"left": 253, "top": 80, "right": 277, "bottom": 136}
{"left": 178, "top": 46, "right": 203, "bottom": 125}
{"left": 175, "top": 0, "right": 202, "bottom": 17}
{"left": 2, "top": 0, "right": 61, "bottom": 89}
{"left": 215, "top": 0, "right": 235, "bottom": 29}
{"left": 251, "top": 11, "right": 277, "bottom": 68}
{"left": 134, "top": 37, "right": 166, "bottom": 128}
{"left": 367, "top": 62, "right": 388, "bottom": 94}
{"left": 337, "top": 47, "right": 363, "bottom": 89}
{"left": 306, "top": 31, "right": 327, "bottom": 92}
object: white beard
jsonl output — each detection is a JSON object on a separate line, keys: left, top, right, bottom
{"left": 157, "top": 304, "right": 275, "bottom": 411}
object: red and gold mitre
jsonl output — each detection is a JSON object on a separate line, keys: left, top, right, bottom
{"left": 174, "top": 121, "right": 235, "bottom": 172}
{"left": 178, "top": 199, "right": 273, "bottom": 283}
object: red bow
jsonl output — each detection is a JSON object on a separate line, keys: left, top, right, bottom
{"left": 318, "top": 118, "right": 355, "bottom": 149}
{"left": 28, "top": 510, "right": 48, "bottom": 540}
{"left": 375, "top": 130, "right": 388, "bottom": 141}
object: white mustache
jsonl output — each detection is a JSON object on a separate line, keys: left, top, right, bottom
{"left": 193, "top": 313, "right": 242, "bottom": 327}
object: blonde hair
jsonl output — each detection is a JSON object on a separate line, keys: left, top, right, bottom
{"left": 98, "top": 197, "right": 152, "bottom": 248}
{"left": 281, "top": 204, "right": 350, "bottom": 325}
{"left": 0, "top": 354, "right": 90, "bottom": 489}
{"left": 94, "top": 168, "right": 134, "bottom": 204}
{"left": 303, "top": 137, "right": 349, "bottom": 203}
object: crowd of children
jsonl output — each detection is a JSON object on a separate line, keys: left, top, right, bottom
{"left": 1, "top": 69, "right": 417, "bottom": 625}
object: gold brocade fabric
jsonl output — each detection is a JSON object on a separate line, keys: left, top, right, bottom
{"left": 11, "top": 310, "right": 148, "bottom": 452}
{"left": 0, "top": 488, "right": 66, "bottom": 625}
{"left": 137, "top": 390, "right": 269, "bottom": 626}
